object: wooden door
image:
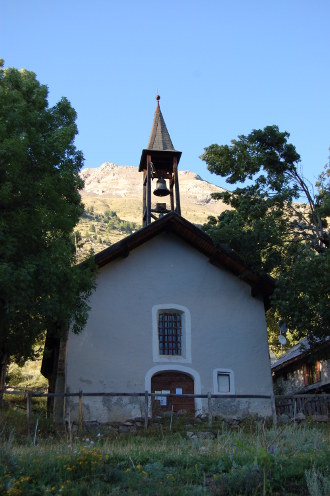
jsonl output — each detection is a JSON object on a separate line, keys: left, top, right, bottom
{"left": 151, "top": 371, "right": 194, "bottom": 415}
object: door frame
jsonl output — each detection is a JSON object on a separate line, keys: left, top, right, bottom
{"left": 145, "top": 364, "right": 202, "bottom": 415}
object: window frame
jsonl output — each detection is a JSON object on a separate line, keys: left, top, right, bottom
{"left": 158, "top": 311, "right": 182, "bottom": 356}
{"left": 303, "top": 361, "right": 321, "bottom": 386}
{"left": 213, "top": 368, "right": 235, "bottom": 395}
{"left": 152, "top": 304, "right": 192, "bottom": 363}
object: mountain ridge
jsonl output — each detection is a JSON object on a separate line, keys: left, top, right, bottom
{"left": 76, "top": 162, "right": 229, "bottom": 257}
{"left": 80, "top": 162, "right": 228, "bottom": 218}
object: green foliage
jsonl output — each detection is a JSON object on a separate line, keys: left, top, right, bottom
{"left": 305, "top": 467, "right": 330, "bottom": 496}
{"left": 315, "top": 163, "right": 330, "bottom": 224}
{"left": 266, "top": 308, "right": 298, "bottom": 356}
{"left": 274, "top": 246, "right": 330, "bottom": 339}
{"left": 104, "top": 209, "right": 117, "bottom": 219}
{"left": 201, "top": 126, "right": 330, "bottom": 344}
{"left": 0, "top": 62, "right": 95, "bottom": 375}
{"left": 0, "top": 420, "right": 328, "bottom": 495}
{"left": 83, "top": 209, "right": 139, "bottom": 239}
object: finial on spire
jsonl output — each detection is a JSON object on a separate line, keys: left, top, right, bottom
{"left": 156, "top": 94, "right": 160, "bottom": 107}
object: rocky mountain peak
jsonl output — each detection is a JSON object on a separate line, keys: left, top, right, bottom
{"left": 76, "top": 162, "right": 229, "bottom": 258}
{"left": 80, "top": 162, "right": 226, "bottom": 208}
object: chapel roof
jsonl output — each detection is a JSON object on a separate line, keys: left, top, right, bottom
{"left": 147, "top": 95, "right": 175, "bottom": 151}
{"left": 139, "top": 96, "right": 181, "bottom": 171}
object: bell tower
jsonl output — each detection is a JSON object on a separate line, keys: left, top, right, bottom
{"left": 139, "top": 95, "right": 182, "bottom": 226}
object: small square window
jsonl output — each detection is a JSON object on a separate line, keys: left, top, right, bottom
{"left": 213, "top": 368, "right": 235, "bottom": 395}
{"left": 217, "top": 373, "right": 230, "bottom": 393}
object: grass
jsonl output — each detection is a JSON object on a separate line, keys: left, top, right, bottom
{"left": 7, "top": 360, "right": 48, "bottom": 390}
{"left": 0, "top": 404, "right": 329, "bottom": 495}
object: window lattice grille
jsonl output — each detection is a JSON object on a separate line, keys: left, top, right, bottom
{"left": 158, "top": 312, "right": 182, "bottom": 355}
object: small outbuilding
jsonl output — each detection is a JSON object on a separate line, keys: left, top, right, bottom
{"left": 272, "top": 338, "right": 330, "bottom": 395}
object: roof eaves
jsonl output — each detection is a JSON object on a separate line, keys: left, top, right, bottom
{"left": 271, "top": 338, "right": 330, "bottom": 373}
{"left": 91, "top": 212, "right": 274, "bottom": 298}
{"left": 271, "top": 352, "right": 309, "bottom": 374}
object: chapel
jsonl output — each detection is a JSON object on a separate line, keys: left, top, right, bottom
{"left": 42, "top": 96, "right": 275, "bottom": 422}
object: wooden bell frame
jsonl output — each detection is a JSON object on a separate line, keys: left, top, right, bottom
{"left": 140, "top": 149, "right": 182, "bottom": 226}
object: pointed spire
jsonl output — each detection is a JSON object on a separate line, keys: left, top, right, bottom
{"left": 147, "top": 95, "right": 175, "bottom": 151}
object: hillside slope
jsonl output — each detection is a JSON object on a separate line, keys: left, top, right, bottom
{"left": 76, "top": 162, "right": 229, "bottom": 257}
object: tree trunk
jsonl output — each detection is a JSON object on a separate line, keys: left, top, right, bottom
{"left": 0, "top": 354, "right": 9, "bottom": 409}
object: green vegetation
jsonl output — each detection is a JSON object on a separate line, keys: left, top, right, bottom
{"left": 0, "top": 60, "right": 95, "bottom": 391}
{"left": 75, "top": 207, "right": 141, "bottom": 260}
{"left": 201, "top": 126, "right": 330, "bottom": 353}
{"left": 0, "top": 404, "right": 329, "bottom": 495}
{"left": 6, "top": 360, "right": 47, "bottom": 390}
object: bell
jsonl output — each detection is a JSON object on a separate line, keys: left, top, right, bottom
{"left": 153, "top": 177, "right": 170, "bottom": 197}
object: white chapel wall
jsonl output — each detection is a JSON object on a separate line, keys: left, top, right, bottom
{"left": 65, "top": 232, "right": 273, "bottom": 421}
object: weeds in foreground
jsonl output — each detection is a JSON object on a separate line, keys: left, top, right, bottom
{"left": 0, "top": 403, "right": 329, "bottom": 495}
{"left": 305, "top": 467, "right": 330, "bottom": 496}
{"left": 0, "top": 420, "right": 329, "bottom": 495}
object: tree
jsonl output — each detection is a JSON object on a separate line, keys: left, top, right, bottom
{"left": 201, "top": 126, "right": 329, "bottom": 350}
{"left": 0, "top": 61, "right": 95, "bottom": 392}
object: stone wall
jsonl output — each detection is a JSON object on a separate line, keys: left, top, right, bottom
{"left": 274, "top": 358, "right": 330, "bottom": 395}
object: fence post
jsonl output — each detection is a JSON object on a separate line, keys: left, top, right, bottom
{"left": 78, "top": 391, "right": 83, "bottom": 435}
{"left": 144, "top": 390, "right": 149, "bottom": 431}
{"left": 270, "top": 391, "right": 277, "bottom": 426}
{"left": 26, "top": 391, "right": 32, "bottom": 436}
{"left": 208, "top": 392, "right": 212, "bottom": 427}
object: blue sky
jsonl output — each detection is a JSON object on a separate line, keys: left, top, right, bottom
{"left": 2, "top": 0, "right": 330, "bottom": 191}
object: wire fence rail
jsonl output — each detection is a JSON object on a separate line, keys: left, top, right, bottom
{"left": 1, "top": 388, "right": 329, "bottom": 435}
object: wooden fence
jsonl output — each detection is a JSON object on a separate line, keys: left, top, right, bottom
{"left": 1, "top": 389, "right": 274, "bottom": 432}
{"left": 275, "top": 394, "right": 330, "bottom": 418}
{"left": 2, "top": 389, "right": 329, "bottom": 435}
